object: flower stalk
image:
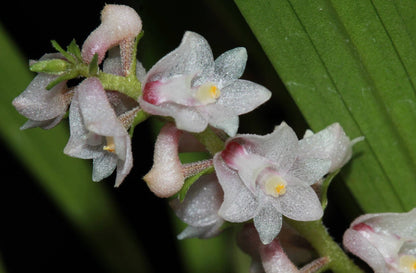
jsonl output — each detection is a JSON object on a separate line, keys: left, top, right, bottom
{"left": 97, "top": 71, "right": 141, "bottom": 99}
{"left": 192, "top": 127, "right": 225, "bottom": 155}
{"left": 286, "top": 219, "right": 364, "bottom": 273}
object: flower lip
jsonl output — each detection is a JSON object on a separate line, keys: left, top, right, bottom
{"left": 142, "top": 80, "right": 162, "bottom": 105}
{"left": 220, "top": 141, "right": 248, "bottom": 169}
{"left": 352, "top": 222, "right": 374, "bottom": 233}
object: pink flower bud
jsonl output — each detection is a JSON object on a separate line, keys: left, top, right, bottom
{"left": 143, "top": 123, "right": 184, "bottom": 198}
{"left": 81, "top": 4, "right": 142, "bottom": 64}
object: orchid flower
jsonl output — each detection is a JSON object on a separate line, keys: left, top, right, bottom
{"left": 81, "top": 4, "right": 142, "bottom": 72}
{"left": 170, "top": 173, "right": 224, "bottom": 239}
{"left": 63, "top": 77, "right": 136, "bottom": 186}
{"left": 213, "top": 122, "right": 331, "bottom": 244}
{"left": 343, "top": 208, "right": 416, "bottom": 273}
{"left": 12, "top": 53, "right": 73, "bottom": 129}
{"left": 139, "top": 31, "right": 271, "bottom": 136}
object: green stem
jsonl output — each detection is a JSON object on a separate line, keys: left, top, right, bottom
{"left": 285, "top": 219, "right": 364, "bottom": 273}
{"left": 193, "top": 127, "right": 225, "bottom": 155}
{"left": 98, "top": 72, "right": 141, "bottom": 99}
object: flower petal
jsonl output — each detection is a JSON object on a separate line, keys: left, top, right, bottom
{"left": 139, "top": 99, "right": 208, "bottom": 133}
{"left": 254, "top": 201, "right": 283, "bottom": 245}
{"left": 216, "top": 79, "right": 271, "bottom": 115}
{"left": 12, "top": 73, "right": 70, "bottom": 121}
{"left": 204, "top": 103, "right": 239, "bottom": 136}
{"left": 64, "top": 92, "right": 103, "bottom": 159}
{"left": 214, "top": 47, "right": 247, "bottom": 81}
{"left": 298, "top": 123, "right": 356, "bottom": 173}
{"left": 343, "top": 229, "right": 389, "bottom": 273}
{"left": 278, "top": 181, "right": 323, "bottom": 221}
{"left": 177, "top": 220, "right": 224, "bottom": 240}
{"left": 170, "top": 173, "right": 223, "bottom": 227}
{"left": 352, "top": 208, "right": 416, "bottom": 239}
{"left": 114, "top": 135, "right": 133, "bottom": 187}
{"left": 145, "top": 31, "right": 214, "bottom": 83}
{"left": 92, "top": 153, "right": 118, "bottom": 181}
{"left": 238, "top": 122, "right": 298, "bottom": 173}
{"left": 20, "top": 114, "right": 66, "bottom": 130}
{"left": 214, "top": 154, "right": 258, "bottom": 222}
{"left": 77, "top": 78, "right": 126, "bottom": 137}
{"left": 288, "top": 157, "right": 331, "bottom": 185}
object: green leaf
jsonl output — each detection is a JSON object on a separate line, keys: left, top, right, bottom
{"left": 171, "top": 214, "right": 232, "bottom": 273}
{"left": 88, "top": 53, "right": 99, "bottom": 75}
{"left": 0, "top": 23, "right": 149, "bottom": 273}
{"left": 51, "top": 40, "right": 76, "bottom": 63}
{"left": 234, "top": 0, "right": 416, "bottom": 212}
{"left": 67, "top": 39, "right": 82, "bottom": 62}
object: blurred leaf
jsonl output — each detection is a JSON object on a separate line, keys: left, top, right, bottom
{"left": 234, "top": 0, "right": 416, "bottom": 213}
{"left": 0, "top": 253, "right": 7, "bottom": 273}
{"left": 0, "top": 23, "right": 150, "bottom": 273}
{"left": 171, "top": 215, "right": 232, "bottom": 273}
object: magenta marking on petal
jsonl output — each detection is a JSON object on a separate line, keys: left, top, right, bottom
{"left": 353, "top": 223, "right": 374, "bottom": 233}
{"left": 221, "top": 141, "right": 248, "bottom": 169}
{"left": 143, "top": 81, "right": 163, "bottom": 105}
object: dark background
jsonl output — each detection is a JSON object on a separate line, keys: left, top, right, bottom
{"left": 0, "top": 1, "right": 359, "bottom": 272}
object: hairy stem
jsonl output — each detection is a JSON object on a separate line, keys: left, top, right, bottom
{"left": 286, "top": 219, "right": 364, "bottom": 273}
{"left": 98, "top": 72, "right": 141, "bottom": 99}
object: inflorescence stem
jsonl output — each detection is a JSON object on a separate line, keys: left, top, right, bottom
{"left": 286, "top": 219, "right": 364, "bottom": 273}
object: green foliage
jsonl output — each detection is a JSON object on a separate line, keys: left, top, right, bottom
{"left": 234, "top": 0, "right": 416, "bottom": 213}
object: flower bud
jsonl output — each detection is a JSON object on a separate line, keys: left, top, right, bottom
{"left": 81, "top": 4, "right": 142, "bottom": 64}
{"left": 143, "top": 123, "right": 184, "bottom": 198}
{"left": 30, "top": 59, "right": 71, "bottom": 74}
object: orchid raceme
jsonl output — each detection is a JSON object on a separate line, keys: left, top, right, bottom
{"left": 63, "top": 77, "right": 136, "bottom": 187}
{"left": 213, "top": 122, "right": 331, "bottom": 244}
{"left": 139, "top": 31, "right": 271, "bottom": 136}
{"left": 9, "top": 3, "right": 384, "bottom": 273}
{"left": 12, "top": 53, "right": 73, "bottom": 129}
{"left": 170, "top": 173, "right": 224, "bottom": 239}
{"left": 343, "top": 208, "right": 416, "bottom": 273}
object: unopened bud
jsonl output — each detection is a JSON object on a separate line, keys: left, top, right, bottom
{"left": 81, "top": 4, "right": 142, "bottom": 64}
